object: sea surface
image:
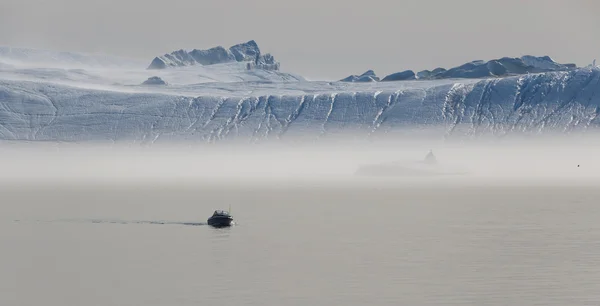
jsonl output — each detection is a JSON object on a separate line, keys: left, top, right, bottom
{"left": 2, "top": 178, "right": 600, "bottom": 306}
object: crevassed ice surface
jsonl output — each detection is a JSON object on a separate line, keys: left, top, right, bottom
{"left": 0, "top": 47, "right": 599, "bottom": 143}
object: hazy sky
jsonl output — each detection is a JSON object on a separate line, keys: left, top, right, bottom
{"left": 1, "top": 0, "right": 599, "bottom": 80}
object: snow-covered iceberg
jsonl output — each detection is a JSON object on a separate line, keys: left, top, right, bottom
{"left": 341, "top": 55, "right": 578, "bottom": 83}
{"left": 340, "top": 70, "right": 380, "bottom": 82}
{"left": 381, "top": 70, "right": 416, "bottom": 82}
{"left": 427, "top": 56, "right": 576, "bottom": 79}
{"left": 0, "top": 66, "right": 599, "bottom": 143}
{"left": 147, "top": 40, "right": 281, "bottom": 71}
{"left": 0, "top": 44, "right": 598, "bottom": 144}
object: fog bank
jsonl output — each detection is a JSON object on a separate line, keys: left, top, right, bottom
{"left": 0, "top": 136, "right": 598, "bottom": 187}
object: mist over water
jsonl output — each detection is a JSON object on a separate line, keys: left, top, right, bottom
{"left": 0, "top": 132, "right": 598, "bottom": 186}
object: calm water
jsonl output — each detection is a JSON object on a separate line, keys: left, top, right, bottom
{"left": 2, "top": 179, "right": 600, "bottom": 306}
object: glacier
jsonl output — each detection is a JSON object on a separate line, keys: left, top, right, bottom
{"left": 0, "top": 44, "right": 599, "bottom": 144}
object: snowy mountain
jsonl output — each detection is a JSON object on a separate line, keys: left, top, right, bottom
{"left": 341, "top": 55, "right": 577, "bottom": 82}
{"left": 148, "top": 40, "right": 280, "bottom": 71}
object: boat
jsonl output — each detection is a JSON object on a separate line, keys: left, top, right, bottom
{"left": 207, "top": 210, "right": 234, "bottom": 228}
{"left": 355, "top": 150, "right": 468, "bottom": 177}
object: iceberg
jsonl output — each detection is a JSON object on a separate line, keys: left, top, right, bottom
{"left": 0, "top": 44, "right": 599, "bottom": 144}
{"left": 340, "top": 70, "right": 380, "bottom": 82}
{"left": 147, "top": 40, "right": 282, "bottom": 71}
{"left": 355, "top": 150, "right": 469, "bottom": 177}
{"left": 341, "top": 55, "right": 578, "bottom": 83}
{"left": 428, "top": 56, "right": 575, "bottom": 79}
{"left": 381, "top": 70, "right": 416, "bottom": 82}
{"left": 0, "top": 66, "right": 599, "bottom": 143}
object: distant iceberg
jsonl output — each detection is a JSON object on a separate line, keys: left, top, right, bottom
{"left": 355, "top": 150, "right": 468, "bottom": 177}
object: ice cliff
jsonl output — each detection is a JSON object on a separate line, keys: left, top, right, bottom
{"left": 0, "top": 67, "right": 599, "bottom": 143}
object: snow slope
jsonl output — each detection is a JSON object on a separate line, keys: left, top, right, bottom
{"left": 0, "top": 67, "right": 599, "bottom": 143}
{"left": 0, "top": 46, "right": 146, "bottom": 69}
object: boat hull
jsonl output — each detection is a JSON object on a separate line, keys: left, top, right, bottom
{"left": 207, "top": 216, "right": 234, "bottom": 228}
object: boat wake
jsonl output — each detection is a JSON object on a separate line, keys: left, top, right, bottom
{"left": 20, "top": 218, "right": 207, "bottom": 226}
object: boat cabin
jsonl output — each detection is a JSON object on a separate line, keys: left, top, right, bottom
{"left": 212, "top": 210, "right": 231, "bottom": 217}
